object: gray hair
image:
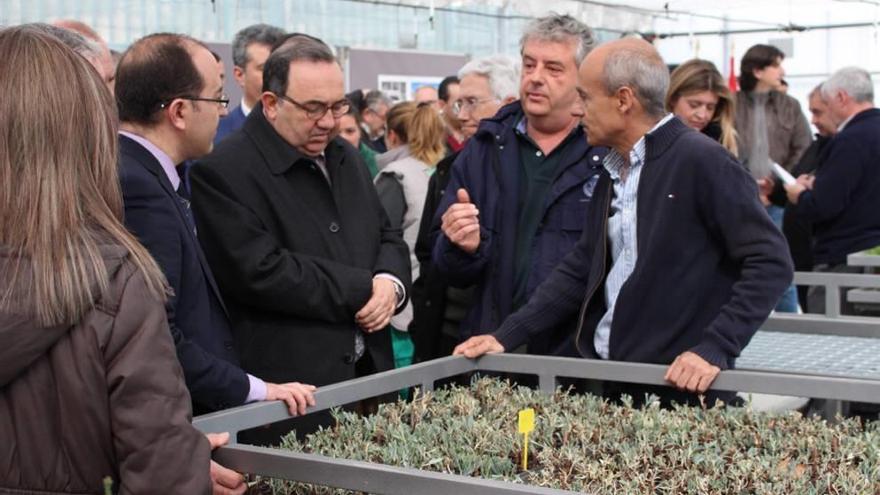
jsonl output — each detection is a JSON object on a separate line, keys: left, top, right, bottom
{"left": 27, "top": 23, "right": 102, "bottom": 62}
{"left": 364, "top": 89, "right": 391, "bottom": 113}
{"left": 458, "top": 55, "right": 521, "bottom": 101}
{"left": 808, "top": 83, "right": 825, "bottom": 101}
{"left": 520, "top": 13, "right": 597, "bottom": 66}
{"left": 231, "top": 23, "right": 285, "bottom": 68}
{"left": 262, "top": 35, "right": 335, "bottom": 95}
{"left": 821, "top": 66, "right": 874, "bottom": 104}
{"left": 603, "top": 46, "right": 670, "bottom": 118}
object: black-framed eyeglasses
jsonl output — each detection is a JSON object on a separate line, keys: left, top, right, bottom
{"left": 276, "top": 94, "right": 350, "bottom": 120}
{"left": 451, "top": 97, "right": 498, "bottom": 116}
{"left": 159, "top": 95, "right": 230, "bottom": 109}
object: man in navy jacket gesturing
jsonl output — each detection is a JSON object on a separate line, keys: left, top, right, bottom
{"left": 455, "top": 38, "right": 793, "bottom": 406}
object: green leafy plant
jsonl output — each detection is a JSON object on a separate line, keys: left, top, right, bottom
{"left": 257, "top": 378, "right": 879, "bottom": 494}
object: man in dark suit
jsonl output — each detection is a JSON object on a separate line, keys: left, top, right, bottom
{"left": 190, "top": 36, "right": 411, "bottom": 443}
{"left": 115, "top": 33, "right": 315, "bottom": 417}
{"left": 215, "top": 24, "right": 285, "bottom": 144}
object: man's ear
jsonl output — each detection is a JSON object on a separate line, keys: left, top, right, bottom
{"left": 165, "top": 99, "right": 188, "bottom": 131}
{"left": 261, "top": 91, "right": 279, "bottom": 121}
{"left": 616, "top": 86, "right": 637, "bottom": 114}
{"left": 232, "top": 65, "right": 246, "bottom": 87}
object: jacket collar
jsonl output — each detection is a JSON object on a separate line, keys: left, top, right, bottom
{"left": 644, "top": 115, "right": 691, "bottom": 162}
{"left": 242, "top": 102, "right": 345, "bottom": 176}
{"left": 473, "top": 100, "right": 525, "bottom": 143}
{"left": 841, "top": 107, "right": 880, "bottom": 130}
{"left": 119, "top": 135, "right": 179, "bottom": 199}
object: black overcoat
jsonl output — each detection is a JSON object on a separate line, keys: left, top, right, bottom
{"left": 190, "top": 104, "right": 411, "bottom": 390}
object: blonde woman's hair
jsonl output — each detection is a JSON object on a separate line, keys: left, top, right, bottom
{"left": 0, "top": 25, "right": 167, "bottom": 326}
{"left": 666, "top": 59, "right": 739, "bottom": 157}
{"left": 386, "top": 101, "right": 446, "bottom": 166}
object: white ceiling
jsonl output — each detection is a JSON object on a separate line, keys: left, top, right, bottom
{"left": 384, "top": 0, "right": 880, "bottom": 33}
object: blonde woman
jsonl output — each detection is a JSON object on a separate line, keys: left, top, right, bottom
{"left": 666, "top": 59, "right": 739, "bottom": 157}
{"left": 0, "top": 26, "right": 212, "bottom": 493}
{"left": 374, "top": 102, "right": 446, "bottom": 361}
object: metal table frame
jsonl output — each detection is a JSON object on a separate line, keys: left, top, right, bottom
{"left": 791, "top": 271, "right": 880, "bottom": 317}
{"left": 194, "top": 354, "right": 880, "bottom": 495}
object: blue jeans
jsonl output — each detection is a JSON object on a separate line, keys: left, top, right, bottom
{"left": 766, "top": 205, "right": 799, "bottom": 313}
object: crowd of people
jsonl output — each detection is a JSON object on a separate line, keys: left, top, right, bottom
{"left": 1, "top": 10, "right": 879, "bottom": 494}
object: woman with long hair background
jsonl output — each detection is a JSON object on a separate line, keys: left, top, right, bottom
{"left": 666, "top": 59, "right": 739, "bottom": 157}
{"left": 0, "top": 25, "right": 211, "bottom": 493}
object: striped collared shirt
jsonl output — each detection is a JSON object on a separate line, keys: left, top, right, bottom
{"left": 593, "top": 114, "right": 674, "bottom": 359}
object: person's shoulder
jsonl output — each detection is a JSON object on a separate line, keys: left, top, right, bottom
{"left": 774, "top": 91, "right": 804, "bottom": 112}
{"left": 197, "top": 129, "right": 259, "bottom": 175}
{"left": 92, "top": 246, "right": 149, "bottom": 316}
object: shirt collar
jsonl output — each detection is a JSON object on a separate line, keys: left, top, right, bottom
{"left": 837, "top": 113, "right": 856, "bottom": 132}
{"left": 240, "top": 99, "right": 252, "bottom": 117}
{"left": 118, "top": 130, "right": 180, "bottom": 190}
{"left": 603, "top": 113, "right": 674, "bottom": 177}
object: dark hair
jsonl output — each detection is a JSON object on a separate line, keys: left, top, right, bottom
{"left": 438, "top": 75, "right": 459, "bottom": 102}
{"left": 116, "top": 33, "right": 206, "bottom": 125}
{"left": 738, "top": 44, "right": 784, "bottom": 92}
{"left": 343, "top": 104, "right": 365, "bottom": 126}
{"left": 346, "top": 89, "right": 366, "bottom": 112}
{"left": 231, "top": 23, "right": 285, "bottom": 67}
{"left": 262, "top": 35, "right": 335, "bottom": 95}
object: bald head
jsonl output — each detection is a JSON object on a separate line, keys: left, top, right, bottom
{"left": 587, "top": 38, "right": 669, "bottom": 118}
{"left": 52, "top": 20, "right": 115, "bottom": 91}
{"left": 575, "top": 38, "right": 669, "bottom": 152}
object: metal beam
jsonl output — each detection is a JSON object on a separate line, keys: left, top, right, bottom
{"left": 214, "top": 444, "right": 576, "bottom": 495}
{"left": 762, "top": 313, "right": 880, "bottom": 338}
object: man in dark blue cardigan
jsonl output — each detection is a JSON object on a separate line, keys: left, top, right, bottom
{"left": 785, "top": 67, "right": 880, "bottom": 315}
{"left": 455, "top": 38, "right": 793, "bottom": 405}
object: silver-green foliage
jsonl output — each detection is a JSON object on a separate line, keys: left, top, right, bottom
{"left": 265, "top": 378, "right": 879, "bottom": 494}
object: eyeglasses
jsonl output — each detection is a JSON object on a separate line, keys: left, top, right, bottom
{"left": 277, "top": 94, "right": 351, "bottom": 120}
{"left": 451, "top": 97, "right": 499, "bottom": 116}
{"left": 160, "top": 95, "right": 230, "bottom": 109}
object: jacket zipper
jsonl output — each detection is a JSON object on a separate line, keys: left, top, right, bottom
{"left": 574, "top": 180, "right": 612, "bottom": 357}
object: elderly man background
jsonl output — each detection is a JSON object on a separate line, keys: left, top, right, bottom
{"left": 432, "top": 14, "right": 608, "bottom": 358}
{"left": 785, "top": 67, "right": 880, "bottom": 316}
{"left": 762, "top": 85, "right": 838, "bottom": 310}
{"left": 455, "top": 38, "right": 792, "bottom": 407}
{"left": 362, "top": 89, "right": 393, "bottom": 152}
{"left": 411, "top": 54, "right": 520, "bottom": 362}
{"left": 52, "top": 19, "right": 115, "bottom": 90}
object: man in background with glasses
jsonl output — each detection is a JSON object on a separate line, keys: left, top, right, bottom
{"left": 190, "top": 35, "right": 410, "bottom": 444}
{"left": 115, "top": 34, "right": 316, "bottom": 430}
{"left": 410, "top": 54, "right": 519, "bottom": 362}
{"left": 429, "top": 14, "right": 607, "bottom": 358}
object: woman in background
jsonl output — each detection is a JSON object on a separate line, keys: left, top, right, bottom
{"left": 338, "top": 105, "right": 380, "bottom": 178}
{"left": 666, "top": 59, "right": 739, "bottom": 157}
{"left": 0, "top": 26, "right": 211, "bottom": 494}
{"left": 374, "top": 101, "right": 446, "bottom": 369}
